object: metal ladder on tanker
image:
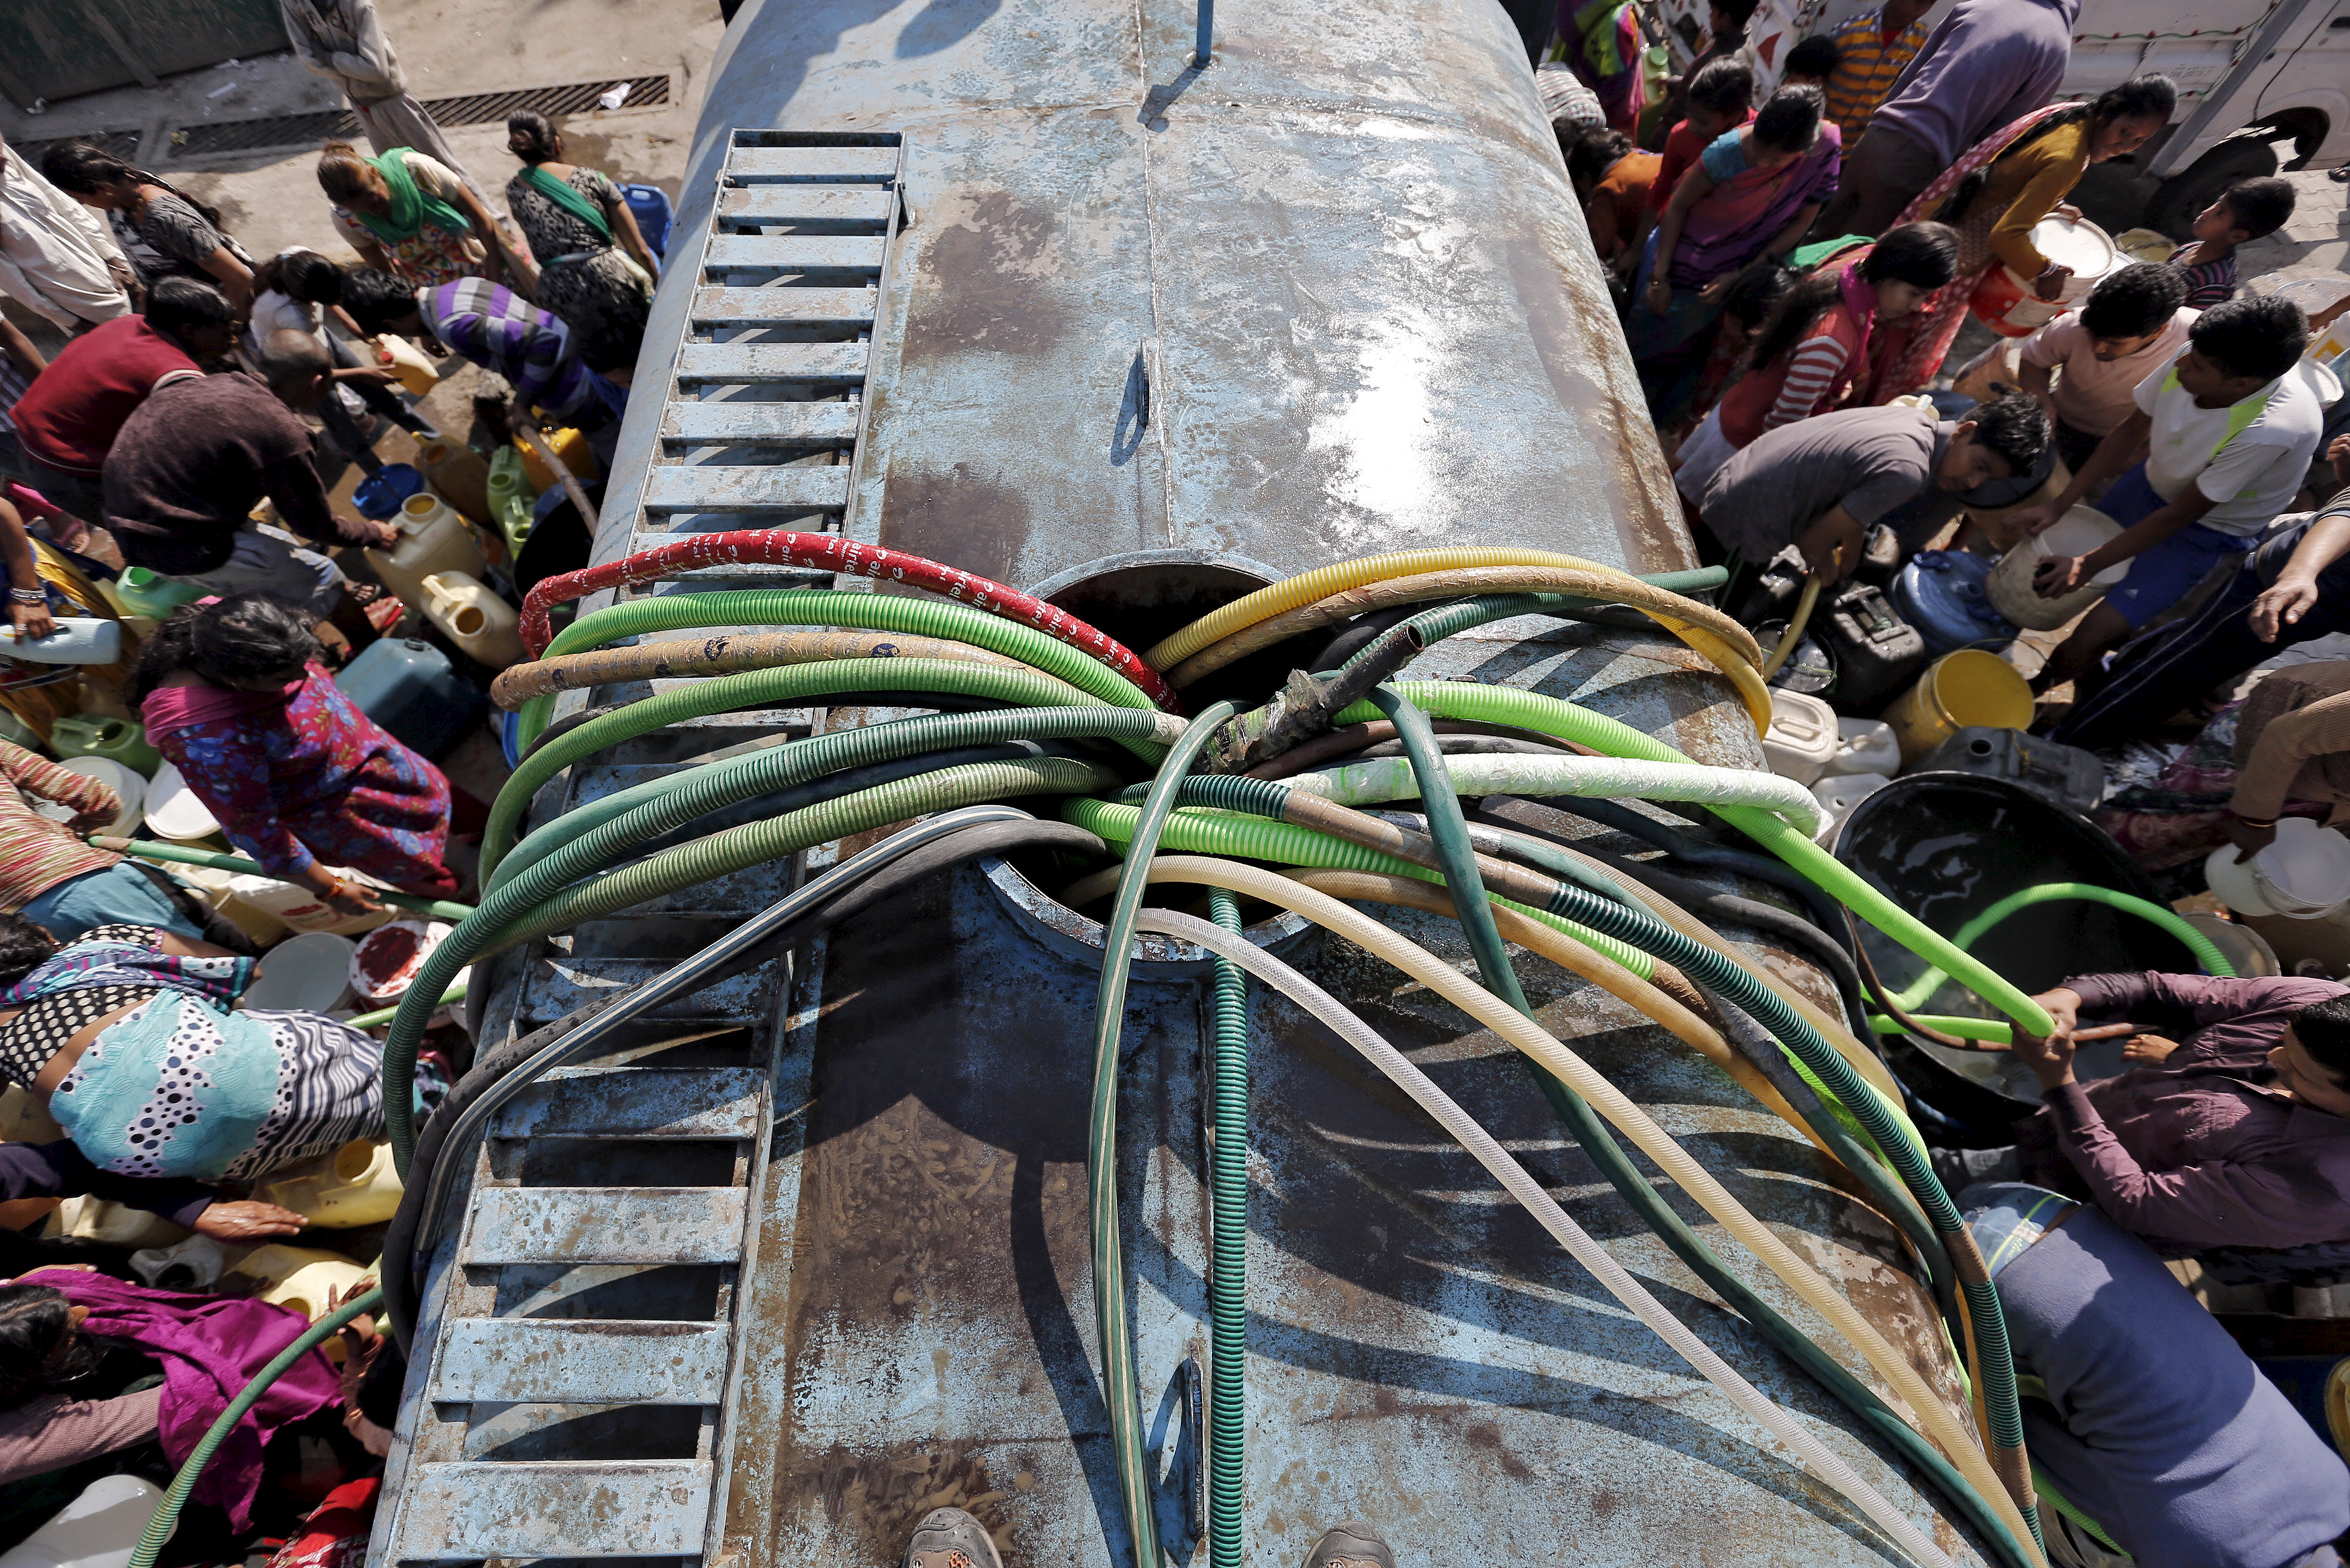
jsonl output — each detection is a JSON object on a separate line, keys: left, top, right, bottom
{"left": 374, "top": 131, "right": 904, "bottom": 1565}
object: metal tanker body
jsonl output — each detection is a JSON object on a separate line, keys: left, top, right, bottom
{"left": 372, "top": 1, "right": 1995, "bottom": 1564}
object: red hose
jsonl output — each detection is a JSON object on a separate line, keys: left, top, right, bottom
{"left": 517, "top": 530, "right": 1183, "bottom": 711}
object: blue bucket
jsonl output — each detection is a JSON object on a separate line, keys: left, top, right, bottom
{"left": 620, "top": 183, "right": 673, "bottom": 262}
{"left": 353, "top": 463, "right": 427, "bottom": 521}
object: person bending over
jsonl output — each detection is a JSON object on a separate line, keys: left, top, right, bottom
{"left": 1695, "top": 391, "right": 2049, "bottom": 583}
{"left": 1935, "top": 974, "right": 2350, "bottom": 1256}
{"left": 2019, "top": 295, "right": 2337, "bottom": 693}
{"left": 2014, "top": 261, "right": 2195, "bottom": 474}
{"left": 1959, "top": 1183, "right": 2349, "bottom": 1568}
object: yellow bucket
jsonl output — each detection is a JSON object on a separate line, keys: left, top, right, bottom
{"left": 1883, "top": 649, "right": 2035, "bottom": 764}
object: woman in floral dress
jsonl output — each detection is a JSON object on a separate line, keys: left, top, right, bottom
{"left": 316, "top": 140, "right": 522, "bottom": 293}
{"left": 131, "top": 595, "right": 459, "bottom": 913}
{"left": 501, "top": 111, "right": 656, "bottom": 363}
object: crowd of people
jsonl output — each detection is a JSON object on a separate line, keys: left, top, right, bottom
{"left": 0, "top": 0, "right": 661, "bottom": 1553}
{"left": 1551, "top": 1, "right": 2350, "bottom": 1565}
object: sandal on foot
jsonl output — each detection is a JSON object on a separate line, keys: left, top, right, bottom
{"left": 901, "top": 1507, "right": 1001, "bottom": 1568}
{"left": 1303, "top": 1521, "right": 1395, "bottom": 1568}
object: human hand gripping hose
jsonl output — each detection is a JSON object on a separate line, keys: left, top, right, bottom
{"left": 1132, "top": 907, "right": 1963, "bottom": 1568}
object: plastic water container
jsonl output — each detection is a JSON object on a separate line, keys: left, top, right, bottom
{"left": 351, "top": 462, "right": 427, "bottom": 522}
{"left": 142, "top": 761, "right": 220, "bottom": 842}
{"left": 334, "top": 637, "right": 489, "bottom": 759}
{"left": 3, "top": 618, "right": 120, "bottom": 666}
{"left": 486, "top": 445, "right": 538, "bottom": 555}
{"left": 416, "top": 438, "right": 492, "bottom": 525}
{"left": 366, "top": 492, "right": 487, "bottom": 607}
{"left": 371, "top": 333, "right": 440, "bottom": 396}
{"left": 174, "top": 863, "right": 289, "bottom": 946}
{"left": 254, "top": 1139, "right": 403, "bottom": 1227}
{"left": 620, "top": 181, "right": 673, "bottom": 258}
{"left": 1918, "top": 726, "right": 2106, "bottom": 815}
{"left": 128, "top": 1234, "right": 232, "bottom": 1290}
{"left": 226, "top": 869, "right": 393, "bottom": 938}
{"left": 31, "top": 756, "right": 142, "bottom": 836}
{"left": 2206, "top": 816, "right": 2350, "bottom": 919}
{"left": 1811, "top": 772, "right": 1891, "bottom": 844}
{"left": 111, "top": 566, "right": 204, "bottom": 623}
{"left": 1985, "top": 507, "right": 2128, "bottom": 630}
{"left": 514, "top": 425, "right": 598, "bottom": 493}
{"left": 1812, "top": 581, "right": 1926, "bottom": 714}
{"left": 0, "top": 1474, "right": 164, "bottom": 1568}
{"left": 420, "top": 571, "right": 525, "bottom": 668}
{"left": 240, "top": 930, "right": 359, "bottom": 1011}
{"left": 50, "top": 715, "right": 161, "bottom": 777}
{"left": 1891, "top": 551, "right": 2018, "bottom": 656}
{"left": 1883, "top": 650, "right": 2036, "bottom": 765}
{"left": 230, "top": 1243, "right": 372, "bottom": 1326}
{"left": 1828, "top": 718, "right": 1900, "bottom": 779}
{"left": 46, "top": 1195, "right": 186, "bottom": 1248}
{"left": 1971, "top": 215, "right": 2120, "bottom": 336}
{"left": 1761, "top": 689, "right": 1838, "bottom": 785}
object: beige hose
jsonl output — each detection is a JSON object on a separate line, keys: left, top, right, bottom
{"left": 1166, "top": 564, "right": 1764, "bottom": 687}
{"left": 1133, "top": 856, "right": 2035, "bottom": 1559}
{"left": 489, "top": 629, "right": 1040, "bottom": 708}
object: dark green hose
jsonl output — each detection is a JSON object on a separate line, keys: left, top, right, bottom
{"left": 1205, "top": 886, "right": 1248, "bottom": 1568}
{"left": 128, "top": 1287, "right": 383, "bottom": 1568}
{"left": 1090, "top": 700, "right": 1235, "bottom": 1568}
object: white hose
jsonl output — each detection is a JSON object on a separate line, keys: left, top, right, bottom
{"left": 1135, "top": 905, "right": 1961, "bottom": 1568}
{"left": 1286, "top": 753, "right": 1828, "bottom": 838}
{"left": 1131, "top": 856, "right": 2040, "bottom": 1561}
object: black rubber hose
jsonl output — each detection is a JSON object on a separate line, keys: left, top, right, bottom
{"left": 380, "top": 818, "right": 1111, "bottom": 1348}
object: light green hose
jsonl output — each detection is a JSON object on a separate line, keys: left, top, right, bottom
{"left": 518, "top": 587, "right": 1158, "bottom": 746}
{"left": 1064, "top": 799, "right": 1655, "bottom": 979}
{"left": 1332, "top": 681, "right": 2058, "bottom": 1038}
{"left": 1285, "top": 751, "right": 1826, "bottom": 837}
{"left": 1871, "top": 1014, "right": 2014, "bottom": 1042}
{"left": 387, "top": 755, "right": 1119, "bottom": 1171}
{"left": 129, "top": 1287, "right": 383, "bottom": 1568}
{"left": 481, "top": 656, "right": 1123, "bottom": 880}
{"left": 1888, "top": 883, "right": 2235, "bottom": 1014}
{"left": 97, "top": 838, "right": 474, "bottom": 921}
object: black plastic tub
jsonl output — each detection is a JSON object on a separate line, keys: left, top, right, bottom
{"left": 1832, "top": 771, "right": 2202, "bottom": 1134}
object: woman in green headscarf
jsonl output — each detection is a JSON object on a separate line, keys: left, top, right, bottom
{"left": 500, "top": 111, "right": 656, "bottom": 362}
{"left": 316, "top": 140, "right": 523, "bottom": 291}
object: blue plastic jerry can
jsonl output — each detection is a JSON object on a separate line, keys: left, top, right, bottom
{"left": 333, "top": 637, "right": 487, "bottom": 761}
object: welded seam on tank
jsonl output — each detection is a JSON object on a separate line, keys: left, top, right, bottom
{"left": 1128, "top": 0, "right": 1179, "bottom": 550}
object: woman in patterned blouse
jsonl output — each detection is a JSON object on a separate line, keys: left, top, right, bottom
{"left": 132, "top": 595, "right": 459, "bottom": 919}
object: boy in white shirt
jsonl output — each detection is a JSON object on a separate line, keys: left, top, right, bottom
{"left": 2016, "top": 262, "right": 2196, "bottom": 473}
{"left": 2015, "top": 295, "right": 2339, "bottom": 693}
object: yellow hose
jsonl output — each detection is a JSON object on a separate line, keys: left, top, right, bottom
{"left": 1165, "top": 565, "right": 1762, "bottom": 685}
{"left": 1136, "top": 856, "right": 2035, "bottom": 1557}
{"left": 1760, "top": 574, "right": 1823, "bottom": 682}
{"left": 1282, "top": 868, "right": 1828, "bottom": 1154}
{"left": 1145, "top": 548, "right": 1771, "bottom": 736}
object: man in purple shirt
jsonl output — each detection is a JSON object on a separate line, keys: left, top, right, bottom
{"left": 1934, "top": 972, "right": 2350, "bottom": 1256}
{"left": 1812, "top": 0, "right": 2081, "bottom": 239}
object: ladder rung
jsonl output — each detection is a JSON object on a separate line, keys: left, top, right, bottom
{"left": 463, "top": 1188, "right": 747, "bottom": 1265}
{"left": 642, "top": 467, "right": 851, "bottom": 513}
{"left": 675, "top": 342, "right": 869, "bottom": 384}
{"left": 716, "top": 186, "right": 888, "bottom": 226}
{"left": 662, "top": 401, "right": 860, "bottom": 445}
{"left": 726, "top": 146, "right": 898, "bottom": 182}
{"left": 496, "top": 1066, "right": 766, "bottom": 1140}
{"left": 393, "top": 1461, "right": 712, "bottom": 1559}
{"left": 432, "top": 1319, "right": 733, "bottom": 1404}
{"left": 688, "top": 285, "right": 874, "bottom": 328}
{"left": 700, "top": 235, "right": 885, "bottom": 273}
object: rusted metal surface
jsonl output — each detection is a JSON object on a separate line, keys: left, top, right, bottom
{"left": 434, "top": 1320, "right": 735, "bottom": 1405}
{"left": 464, "top": 1189, "right": 751, "bottom": 1265}
{"left": 395, "top": 1462, "right": 713, "bottom": 1557}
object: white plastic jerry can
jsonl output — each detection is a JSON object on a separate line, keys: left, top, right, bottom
{"left": 420, "top": 571, "right": 526, "bottom": 668}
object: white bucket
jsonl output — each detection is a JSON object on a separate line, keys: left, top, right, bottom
{"left": 1985, "top": 506, "right": 2128, "bottom": 630}
{"left": 1811, "top": 772, "right": 1892, "bottom": 844}
{"left": 350, "top": 919, "right": 452, "bottom": 1005}
{"left": 1828, "top": 718, "right": 1901, "bottom": 779}
{"left": 142, "top": 761, "right": 220, "bottom": 842}
{"left": 32, "top": 756, "right": 143, "bottom": 837}
{"left": 0, "top": 1474, "right": 164, "bottom": 1568}
{"left": 226, "top": 871, "right": 394, "bottom": 938}
{"left": 2204, "top": 817, "right": 2350, "bottom": 919}
{"left": 240, "top": 930, "right": 359, "bottom": 1013}
{"left": 1762, "top": 689, "right": 1839, "bottom": 785}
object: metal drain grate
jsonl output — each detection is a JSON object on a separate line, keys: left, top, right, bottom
{"left": 166, "top": 74, "right": 671, "bottom": 158}
{"left": 12, "top": 129, "right": 143, "bottom": 168}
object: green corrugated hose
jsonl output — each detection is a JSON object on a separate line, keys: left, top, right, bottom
{"left": 1889, "top": 883, "right": 2235, "bottom": 1014}
{"left": 516, "top": 587, "right": 1158, "bottom": 746}
{"left": 1330, "top": 682, "right": 2059, "bottom": 1039}
{"left": 387, "top": 755, "right": 1119, "bottom": 1171}
{"left": 1204, "top": 886, "right": 1248, "bottom": 1568}
{"left": 1871, "top": 1014, "right": 2012, "bottom": 1042}
{"left": 95, "top": 838, "right": 474, "bottom": 921}
{"left": 1354, "top": 574, "right": 1729, "bottom": 663}
{"left": 481, "top": 656, "right": 1128, "bottom": 880}
{"left": 491, "top": 705, "right": 1177, "bottom": 894}
{"left": 1090, "top": 701, "right": 1235, "bottom": 1568}
{"left": 128, "top": 1287, "right": 383, "bottom": 1568}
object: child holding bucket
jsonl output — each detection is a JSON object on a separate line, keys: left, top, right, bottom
{"left": 2016, "top": 295, "right": 2340, "bottom": 695}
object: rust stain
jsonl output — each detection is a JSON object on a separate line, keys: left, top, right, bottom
{"left": 877, "top": 462, "right": 1033, "bottom": 587}
{"left": 903, "top": 191, "right": 1070, "bottom": 361}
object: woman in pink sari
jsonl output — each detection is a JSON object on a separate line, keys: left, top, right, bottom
{"left": 1869, "top": 77, "right": 2177, "bottom": 405}
{"left": 1630, "top": 87, "right": 1841, "bottom": 399}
